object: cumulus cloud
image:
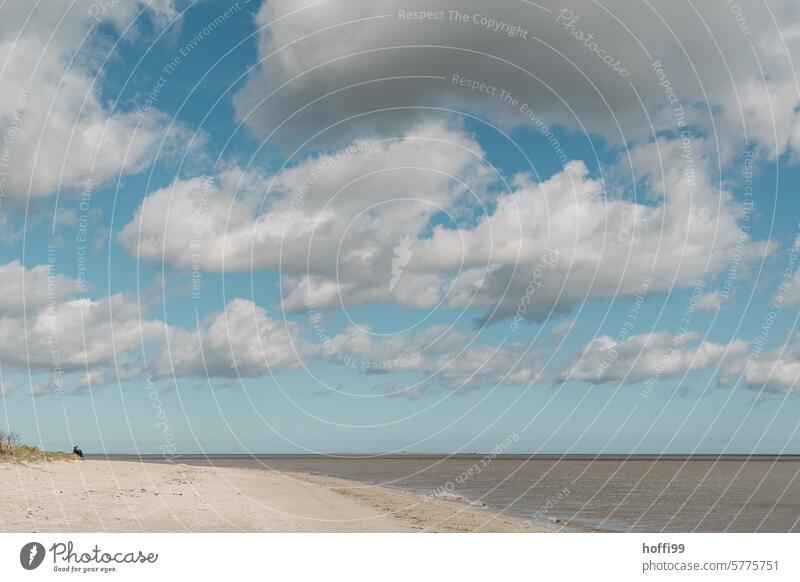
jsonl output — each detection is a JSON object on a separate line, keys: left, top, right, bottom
{"left": 0, "top": 260, "right": 74, "bottom": 316}
{"left": 0, "top": 260, "right": 313, "bottom": 393}
{"left": 418, "top": 136, "right": 770, "bottom": 322}
{"left": 561, "top": 331, "right": 748, "bottom": 384}
{"left": 121, "top": 126, "right": 767, "bottom": 323}
{"left": 6, "top": 0, "right": 793, "bottom": 404}
{"left": 722, "top": 334, "right": 800, "bottom": 393}
{"left": 151, "top": 298, "right": 312, "bottom": 380}
{"left": 0, "top": 261, "right": 166, "bottom": 390}
{"left": 323, "top": 322, "right": 546, "bottom": 389}
{"left": 120, "top": 0, "right": 779, "bottom": 327}
{"left": 119, "top": 122, "right": 488, "bottom": 274}
{"left": 0, "top": 0, "right": 184, "bottom": 204}
{"left": 0, "top": 257, "right": 547, "bottom": 393}
{"left": 119, "top": 122, "right": 496, "bottom": 308}
{"left": 233, "top": 0, "right": 800, "bottom": 157}
{"left": 695, "top": 291, "right": 726, "bottom": 313}
{"left": 319, "top": 322, "right": 754, "bottom": 391}
{"left": 0, "top": 293, "right": 165, "bottom": 374}
{"left": 0, "top": 257, "right": 781, "bottom": 396}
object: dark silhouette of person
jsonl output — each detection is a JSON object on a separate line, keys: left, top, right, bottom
{"left": 72, "top": 445, "right": 83, "bottom": 458}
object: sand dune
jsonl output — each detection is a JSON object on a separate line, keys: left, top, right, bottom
{"left": 0, "top": 460, "right": 547, "bottom": 532}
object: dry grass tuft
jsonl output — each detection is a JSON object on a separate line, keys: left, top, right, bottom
{"left": 0, "top": 430, "right": 74, "bottom": 463}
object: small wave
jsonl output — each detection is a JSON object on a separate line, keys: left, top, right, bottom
{"left": 547, "top": 516, "right": 611, "bottom": 532}
{"left": 430, "top": 491, "right": 487, "bottom": 506}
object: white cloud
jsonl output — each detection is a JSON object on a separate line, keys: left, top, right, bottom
{"left": 723, "top": 334, "right": 800, "bottom": 393}
{"left": 561, "top": 331, "right": 748, "bottom": 384}
{"left": 151, "top": 298, "right": 312, "bottom": 380}
{"left": 419, "top": 141, "right": 737, "bottom": 320}
{"left": 320, "top": 321, "right": 754, "bottom": 391}
{"left": 119, "top": 122, "right": 494, "bottom": 307}
{"left": 408, "top": 136, "right": 767, "bottom": 321}
{"left": 0, "top": 261, "right": 160, "bottom": 388}
{"left": 0, "top": 0, "right": 183, "bottom": 204}
{"left": 0, "top": 260, "right": 311, "bottom": 393}
{"left": 233, "top": 0, "right": 800, "bottom": 157}
{"left": 119, "top": 1, "right": 777, "bottom": 326}
{"left": 695, "top": 291, "right": 726, "bottom": 312}
{"left": 324, "top": 323, "right": 546, "bottom": 389}
{"left": 0, "top": 260, "right": 74, "bottom": 316}
{"left": 121, "top": 128, "right": 768, "bottom": 323}
{"left": 0, "top": 291, "right": 164, "bottom": 380}
{"left": 0, "top": 257, "right": 784, "bottom": 396}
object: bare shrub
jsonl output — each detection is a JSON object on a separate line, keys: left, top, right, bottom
{"left": 0, "top": 430, "right": 21, "bottom": 453}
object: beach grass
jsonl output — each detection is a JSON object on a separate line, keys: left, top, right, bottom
{"left": 0, "top": 430, "right": 74, "bottom": 463}
{"left": 0, "top": 444, "right": 74, "bottom": 463}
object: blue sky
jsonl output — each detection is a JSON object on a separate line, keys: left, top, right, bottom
{"left": 2, "top": 0, "right": 800, "bottom": 454}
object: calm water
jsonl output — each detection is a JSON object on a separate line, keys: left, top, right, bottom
{"left": 94, "top": 454, "right": 800, "bottom": 532}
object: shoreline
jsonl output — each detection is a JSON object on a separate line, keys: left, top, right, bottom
{"left": 87, "top": 452, "right": 800, "bottom": 461}
{"left": 284, "top": 470, "right": 553, "bottom": 532}
{"left": 0, "top": 459, "right": 549, "bottom": 533}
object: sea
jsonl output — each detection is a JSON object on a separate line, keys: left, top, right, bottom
{"left": 92, "top": 454, "right": 800, "bottom": 532}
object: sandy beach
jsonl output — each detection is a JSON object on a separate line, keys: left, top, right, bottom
{"left": 0, "top": 460, "right": 547, "bottom": 533}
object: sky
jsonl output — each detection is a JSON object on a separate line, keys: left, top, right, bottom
{"left": 1, "top": 0, "right": 800, "bottom": 454}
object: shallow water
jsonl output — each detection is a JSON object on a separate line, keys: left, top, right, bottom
{"left": 95, "top": 454, "right": 800, "bottom": 532}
